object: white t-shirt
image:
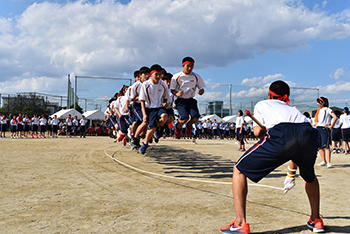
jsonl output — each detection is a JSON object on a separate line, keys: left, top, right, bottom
{"left": 315, "top": 107, "right": 333, "bottom": 127}
{"left": 124, "top": 86, "right": 133, "bottom": 104}
{"left": 52, "top": 118, "right": 60, "bottom": 125}
{"left": 333, "top": 117, "right": 341, "bottom": 128}
{"left": 115, "top": 96, "right": 129, "bottom": 116}
{"left": 23, "top": 117, "right": 30, "bottom": 125}
{"left": 166, "top": 89, "right": 175, "bottom": 109}
{"left": 66, "top": 118, "right": 73, "bottom": 126}
{"left": 212, "top": 122, "right": 218, "bottom": 129}
{"left": 80, "top": 119, "right": 87, "bottom": 126}
{"left": 129, "top": 81, "right": 143, "bottom": 104}
{"left": 10, "top": 119, "right": 17, "bottom": 126}
{"left": 139, "top": 79, "right": 168, "bottom": 108}
{"left": 104, "top": 108, "right": 111, "bottom": 118}
{"left": 73, "top": 119, "right": 79, "bottom": 127}
{"left": 170, "top": 72, "right": 205, "bottom": 99}
{"left": 340, "top": 113, "right": 350, "bottom": 129}
{"left": 1, "top": 116, "right": 7, "bottom": 124}
{"left": 109, "top": 100, "right": 118, "bottom": 115}
{"left": 254, "top": 99, "right": 308, "bottom": 130}
{"left": 31, "top": 117, "right": 39, "bottom": 125}
{"left": 235, "top": 116, "right": 244, "bottom": 129}
{"left": 39, "top": 118, "right": 47, "bottom": 125}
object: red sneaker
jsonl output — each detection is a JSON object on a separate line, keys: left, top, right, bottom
{"left": 307, "top": 216, "right": 324, "bottom": 233}
{"left": 175, "top": 127, "right": 182, "bottom": 139}
{"left": 117, "top": 134, "right": 124, "bottom": 142}
{"left": 220, "top": 219, "right": 250, "bottom": 234}
{"left": 186, "top": 124, "right": 192, "bottom": 137}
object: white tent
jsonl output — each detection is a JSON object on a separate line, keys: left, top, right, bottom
{"left": 199, "top": 114, "right": 223, "bottom": 122}
{"left": 82, "top": 110, "right": 105, "bottom": 120}
{"left": 222, "top": 115, "right": 236, "bottom": 123}
{"left": 50, "top": 109, "right": 82, "bottom": 119}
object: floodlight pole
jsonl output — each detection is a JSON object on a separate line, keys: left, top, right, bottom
{"left": 229, "top": 84, "right": 232, "bottom": 116}
{"left": 74, "top": 75, "right": 77, "bottom": 110}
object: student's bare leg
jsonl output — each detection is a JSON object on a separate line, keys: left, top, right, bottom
{"left": 325, "top": 148, "right": 331, "bottom": 163}
{"left": 145, "top": 128, "right": 156, "bottom": 144}
{"left": 135, "top": 122, "right": 146, "bottom": 138}
{"left": 158, "top": 114, "right": 168, "bottom": 127}
{"left": 318, "top": 149, "right": 326, "bottom": 162}
{"left": 232, "top": 166, "right": 248, "bottom": 225}
{"left": 305, "top": 178, "right": 320, "bottom": 220}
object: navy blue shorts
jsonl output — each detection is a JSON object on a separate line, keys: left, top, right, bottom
{"left": 236, "top": 123, "right": 320, "bottom": 183}
{"left": 317, "top": 126, "right": 331, "bottom": 149}
{"left": 166, "top": 108, "right": 175, "bottom": 118}
{"left": 146, "top": 107, "right": 167, "bottom": 130}
{"left": 52, "top": 125, "right": 58, "bottom": 133}
{"left": 131, "top": 103, "right": 143, "bottom": 123}
{"left": 117, "top": 115, "right": 130, "bottom": 134}
{"left": 40, "top": 125, "right": 46, "bottom": 133}
{"left": 24, "top": 125, "right": 30, "bottom": 132}
{"left": 175, "top": 98, "right": 200, "bottom": 121}
{"left": 17, "top": 124, "right": 23, "bottom": 131}
{"left": 0, "top": 124, "right": 7, "bottom": 132}
{"left": 236, "top": 127, "right": 244, "bottom": 144}
{"left": 342, "top": 128, "right": 350, "bottom": 142}
{"left": 11, "top": 125, "right": 17, "bottom": 132}
{"left": 331, "top": 128, "right": 342, "bottom": 142}
{"left": 106, "top": 116, "right": 118, "bottom": 129}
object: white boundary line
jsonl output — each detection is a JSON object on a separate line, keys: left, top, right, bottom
{"left": 103, "top": 149, "right": 284, "bottom": 191}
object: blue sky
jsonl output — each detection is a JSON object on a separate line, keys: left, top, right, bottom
{"left": 1, "top": 0, "right": 350, "bottom": 112}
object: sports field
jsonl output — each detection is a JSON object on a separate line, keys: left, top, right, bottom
{"left": 0, "top": 137, "right": 349, "bottom": 233}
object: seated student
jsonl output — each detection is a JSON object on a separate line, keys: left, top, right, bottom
{"left": 220, "top": 80, "right": 324, "bottom": 234}
{"left": 138, "top": 64, "right": 168, "bottom": 154}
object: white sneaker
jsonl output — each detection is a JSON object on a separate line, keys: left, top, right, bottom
{"left": 317, "top": 161, "right": 326, "bottom": 166}
{"left": 283, "top": 176, "right": 296, "bottom": 193}
{"left": 327, "top": 162, "right": 333, "bottom": 168}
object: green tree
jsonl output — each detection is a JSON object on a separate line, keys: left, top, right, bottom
{"left": 70, "top": 103, "right": 83, "bottom": 114}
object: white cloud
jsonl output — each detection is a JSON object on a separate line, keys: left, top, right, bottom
{"left": 241, "top": 73, "right": 285, "bottom": 86}
{"left": 0, "top": 0, "right": 350, "bottom": 94}
{"left": 322, "top": 81, "right": 350, "bottom": 94}
{"left": 330, "top": 67, "right": 345, "bottom": 80}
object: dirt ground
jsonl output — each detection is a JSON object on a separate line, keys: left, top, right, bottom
{"left": 0, "top": 136, "right": 349, "bottom": 233}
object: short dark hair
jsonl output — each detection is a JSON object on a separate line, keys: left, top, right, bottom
{"left": 182, "top": 56, "right": 195, "bottom": 64}
{"left": 238, "top": 109, "right": 243, "bottom": 116}
{"left": 317, "top": 96, "right": 329, "bottom": 107}
{"left": 162, "top": 72, "right": 173, "bottom": 80}
{"left": 139, "top": 66, "right": 150, "bottom": 75}
{"left": 134, "top": 70, "right": 139, "bottom": 78}
{"left": 344, "top": 107, "right": 349, "bottom": 115}
{"left": 269, "top": 80, "right": 290, "bottom": 98}
{"left": 150, "top": 64, "right": 162, "bottom": 72}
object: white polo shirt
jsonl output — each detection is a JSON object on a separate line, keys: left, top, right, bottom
{"left": 115, "top": 96, "right": 129, "bottom": 116}
{"left": 340, "top": 113, "right": 350, "bottom": 129}
{"left": 31, "top": 117, "right": 39, "bottom": 125}
{"left": 253, "top": 99, "right": 308, "bottom": 130}
{"left": 235, "top": 116, "right": 244, "bottom": 129}
{"left": 104, "top": 108, "right": 111, "bottom": 118}
{"left": 66, "top": 118, "right": 72, "bottom": 126}
{"left": 52, "top": 118, "right": 59, "bottom": 125}
{"left": 139, "top": 79, "right": 168, "bottom": 108}
{"left": 129, "top": 81, "right": 143, "bottom": 104}
{"left": 315, "top": 107, "right": 333, "bottom": 127}
{"left": 170, "top": 72, "right": 205, "bottom": 99}
{"left": 109, "top": 100, "right": 118, "bottom": 115}
{"left": 80, "top": 119, "right": 87, "bottom": 126}
{"left": 39, "top": 118, "right": 47, "bottom": 125}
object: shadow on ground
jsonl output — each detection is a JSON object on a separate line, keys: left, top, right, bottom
{"left": 144, "top": 145, "right": 284, "bottom": 180}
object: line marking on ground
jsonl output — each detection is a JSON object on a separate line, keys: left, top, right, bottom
{"left": 103, "top": 148, "right": 284, "bottom": 191}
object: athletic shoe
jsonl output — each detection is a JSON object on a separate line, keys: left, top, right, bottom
{"left": 326, "top": 162, "right": 332, "bottom": 168}
{"left": 307, "top": 216, "right": 324, "bottom": 233}
{"left": 317, "top": 161, "right": 326, "bottom": 166}
{"left": 220, "top": 219, "right": 250, "bottom": 234}
{"left": 186, "top": 124, "right": 192, "bottom": 137}
{"left": 139, "top": 143, "right": 148, "bottom": 154}
{"left": 154, "top": 129, "right": 160, "bottom": 143}
{"left": 336, "top": 148, "right": 341, "bottom": 154}
{"left": 122, "top": 137, "right": 127, "bottom": 146}
{"left": 117, "top": 134, "right": 124, "bottom": 142}
{"left": 175, "top": 127, "right": 182, "bottom": 139}
{"left": 283, "top": 176, "right": 296, "bottom": 193}
{"left": 332, "top": 148, "right": 337, "bottom": 154}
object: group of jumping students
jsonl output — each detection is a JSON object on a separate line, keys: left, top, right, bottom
{"left": 104, "top": 57, "right": 350, "bottom": 233}
{"left": 104, "top": 57, "right": 205, "bottom": 154}
{"left": 0, "top": 113, "right": 88, "bottom": 139}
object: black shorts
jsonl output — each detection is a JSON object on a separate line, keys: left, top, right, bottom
{"left": 146, "top": 107, "right": 167, "bottom": 130}
{"left": 331, "top": 128, "right": 342, "bottom": 142}
{"left": 67, "top": 125, "right": 72, "bottom": 132}
{"left": 17, "top": 124, "right": 23, "bottom": 131}
{"left": 32, "top": 124, "right": 38, "bottom": 132}
{"left": 24, "top": 125, "right": 30, "bottom": 132}
{"left": 40, "top": 125, "right": 46, "bottom": 133}
{"left": 11, "top": 125, "right": 17, "bottom": 132}
{"left": 342, "top": 128, "right": 350, "bottom": 142}
{"left": 175, "top": 98, "right": 200, "bottom": 121}
{"left": 52, "top": 125, "right": 58, "bottom": 133}
{"left": 317, "top": 126, "right": 331, "bottom": 149}
{"left": 166, "top": 108, "right": 175, "bottom": 118}
{"left": 236, "top": 127, "right": 245, "bottom": 143}
{"left": 236, "top": 123, "right": 320, "bottom": 183}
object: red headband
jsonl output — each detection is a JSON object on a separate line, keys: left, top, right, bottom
{"left": 269, "top": 90, "right": 290, "bottom": 104}
{"left": 182, "top": 61, "right": 194, "bottom": 66}
{"left": 150, "top": 70, "right": 161, "bottom": 75}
